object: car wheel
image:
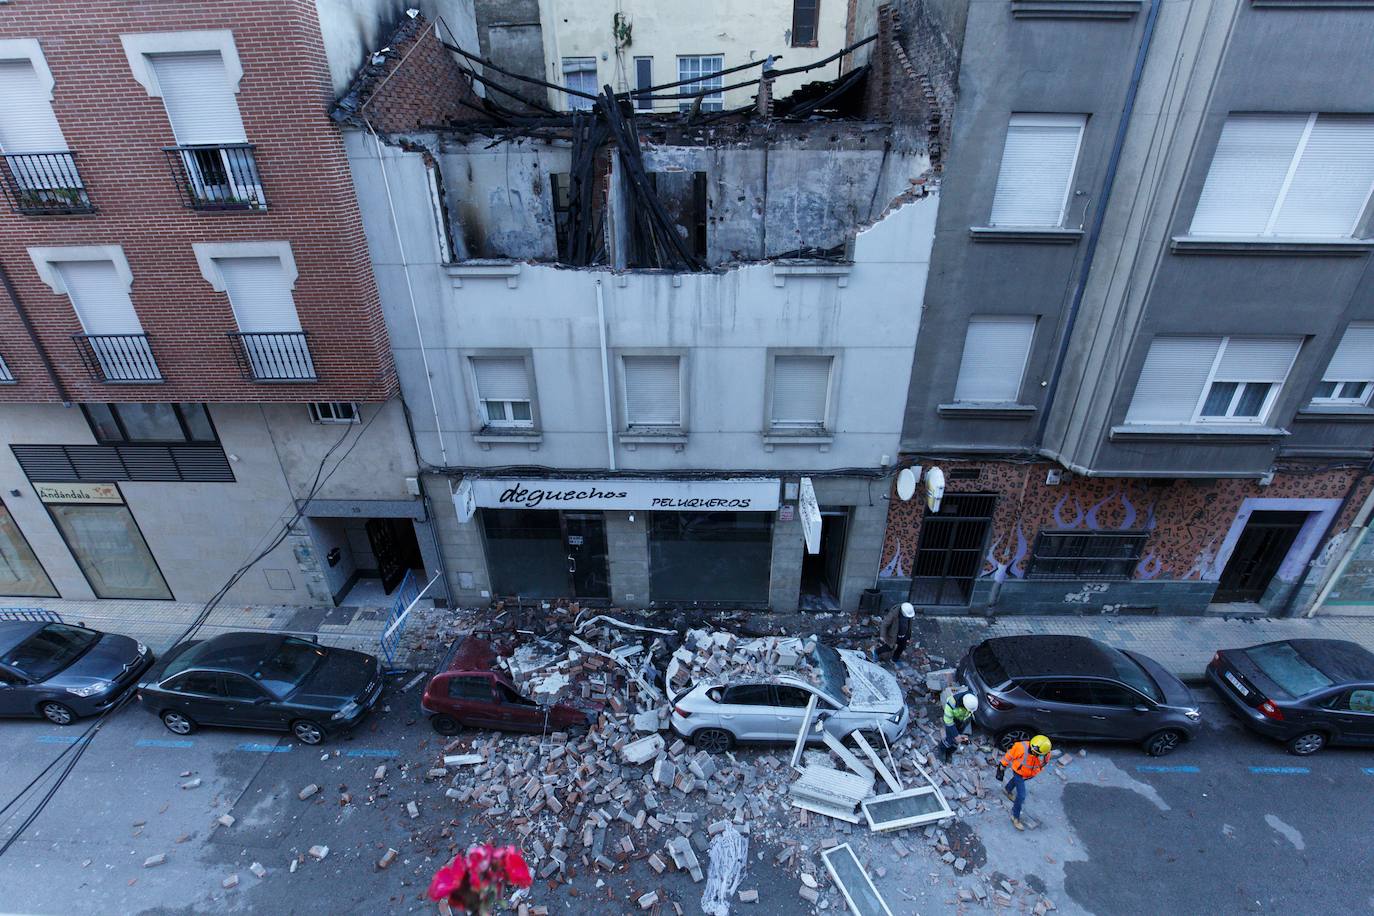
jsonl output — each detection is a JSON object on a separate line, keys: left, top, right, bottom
{"left": 692, "top": 728, "right": 734, "bottom": 754}
{"left": 292, "top": 720, "right": 325, "bottom": 745}
{"left": 161, "top": 710, "right": 195, "bottom": 735}
{"left": 39, "top": 701, "right": 76, "bottom": 726}
{"left": 1143, "top": 729, "right": 1184, "bottom": 757}
{"left": 996, "top": 726, "right": 1034, "bottom": 753}
{"left": 430, "top": 714, "right": 460, "bottom": 737}
{"left": 1286, "top": 731, "right": 1327, "bottom": 756}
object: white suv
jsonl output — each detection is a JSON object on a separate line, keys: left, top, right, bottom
{"left": 668, "top": 638, "right": 909, "bottom": 753}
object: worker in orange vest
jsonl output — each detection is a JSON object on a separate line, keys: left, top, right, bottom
{"left": 996, "top": 735, "right": 1051, "bottom": 830}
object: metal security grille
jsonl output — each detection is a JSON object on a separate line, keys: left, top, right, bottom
{"left": 909, "top": 494, "right": 996, "bottom": 606}
{"left": 11, "top": 444, "right": 235, "bottom": 483}
{"left": 1027, "top": 531, "right": 1148, "bottom": 580}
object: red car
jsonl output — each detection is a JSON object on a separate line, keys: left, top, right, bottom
{"left": 420, "top": 636, "right": 589, "bottom": 736}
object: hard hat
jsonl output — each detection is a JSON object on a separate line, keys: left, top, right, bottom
{"left": 1030, "top": 735, "right": 1052, "bottom": 755}
{"left": 900, "top": 602, "right": 915, "bottom": 619}
{"left": 961, "top": 693, "right": 979, "bottom": 713}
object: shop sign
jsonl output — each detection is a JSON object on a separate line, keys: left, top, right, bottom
{"left": 799, "top": 477, "right": 821, "bottom": 554}
{"left": 34, "top": 482, "right": 122, "bottom": 504}
{"left": 472, "top": 478, "right": 780, "bottom": 512}
{"left": 778, "top": 505, "right": 795, "bottom": 522}
{"left": 451, "top": 478, "right": 477, "bottom": 523}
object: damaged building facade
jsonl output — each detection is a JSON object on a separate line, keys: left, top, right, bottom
{"left": 877, "top": 0, "right": 1374, "bottom": 618}
{"left": 335, "top": 11, "right": 941, "bottom": 611}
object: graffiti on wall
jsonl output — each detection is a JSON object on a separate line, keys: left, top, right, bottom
{"left": 879, "top": 461, "right": 1367, "bottom": 585}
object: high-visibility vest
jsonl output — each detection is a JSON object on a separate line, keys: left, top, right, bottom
{"left": 943, "top": 691, "right": 973, "bottom": 726}
{"left": 1000, "top": 741, "right": 1047, "bottom": 779}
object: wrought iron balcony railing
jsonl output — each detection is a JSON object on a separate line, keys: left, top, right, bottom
{"left": 228, "top": 331, "right": 316, "bottom": 382}
{"left": 1, "top": 152, "right": 94, "bottom": 214}
{"left": 162, "top": 144, "right": 267, "bottom": 211}
{"left": 0, "top": 355, "right": 14, "bottom": 383}
{"left": 73, "top": 334, "right": 163, "bottom": 383}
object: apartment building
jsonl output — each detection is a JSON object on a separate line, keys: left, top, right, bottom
{"left": 0, "top": 1, "right": 460, "bottom": 607}
{"left": 875, "top": 0, "right": 1374, "bottom": 617}
{"left": 333, "top": 11, "right": 942, "bottom": 611}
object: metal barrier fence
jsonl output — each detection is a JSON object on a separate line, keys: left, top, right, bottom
{"left": 0, "top": 608, "right": 63, "bottom": 623}
{"left": 379, "top": 572, "right": 442, "bottom": 672}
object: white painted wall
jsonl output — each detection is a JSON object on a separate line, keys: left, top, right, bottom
{"left": 534, "top": 0, "right": 851, "bottom": 111}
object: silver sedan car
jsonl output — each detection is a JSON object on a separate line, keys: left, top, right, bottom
{"left": 669, "top": 639, "right": 909, "bottom": 753}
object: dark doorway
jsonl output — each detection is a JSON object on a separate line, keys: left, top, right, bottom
{"left": 801, "top": 508, "right": 849, "bottom": 611}
{"left": 1215, "top": 510, "right": 1308, "bottom": 603}
{"left": 366, "top": 518, "right": 424, "bottom": 594}
{"left": 563, "top": 512, "right": 610, "bottom": 601}
{"left": 909, "top": 494, "right": 996, "bottom": 607}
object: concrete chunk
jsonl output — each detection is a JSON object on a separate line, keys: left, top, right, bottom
{"left": 308, "top": 845, "right": 329, "bottom": 860}
{"left": 216, "top": 814, "right": 235, "bottom": 828}
{"left": 373, "top": 765, "right": 387, "bottom": 780}
{"left": 144, "top": 854, "right": 166, "bottom": 868}
{"left": 250, "top": 862, "right": 267, "bottom": 879}
{"left": 622, "top": 734, "right": 665, "bottom": 765}
{"left": 222, "top": 874, "right": 238, "bottom": 889}
{"left": 181, "top": 778, "right": 202, "bottom": 790}
{"left": 298, "top": 784, "right": 319, "bottom": 800}
{"left": 638, "top": 891, "right": 659, "bottom": 909}
{"left": 739, "top": 889, "right": 758, "bottom": 903}
{"left": 406, "top": 801, "right": 420, "bottom": 818}
{"left": 378, "top": 848, "right": 398, "bottom": 870}
{"left": 444, "top": 753, "right": 483, "bottom": 767}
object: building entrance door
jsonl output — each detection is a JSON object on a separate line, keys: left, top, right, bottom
{"left": 801, "top": 508, "right": 849, "bottom": 610}
{"left": 908, "top": 494, "right": 996, "bottom": 607}
{"left": 366, "top": 518, "right": 424, "bottom": 594}
{"left": 562, "top": 512, "right": 610, "bottom": 601}
{"left": 1215, "top": 511, "right": 1308, "bottom": 603}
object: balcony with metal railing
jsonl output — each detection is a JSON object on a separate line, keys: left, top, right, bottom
{"left": 73, "top": 334, "right": 164, "bottom": 383}
{"left": 0, "top": 152, "right": 94, "bottom": 215}
{"left": 162, "top": 144, "right": 267, "bottom": 211}
{"left": 228, "top": 331, "right": 316, "bottom": 382}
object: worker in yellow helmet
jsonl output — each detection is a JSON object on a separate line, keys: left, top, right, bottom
{"left": 996, "top": 735, "right": 1051, "bottom": 830}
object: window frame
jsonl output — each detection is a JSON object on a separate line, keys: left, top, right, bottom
{"left": 561, "top": 57, "right": 597, "bottom": 111}
{"left": 953, "top": 315, "right": 1037, "bottom": 403}
{"left": 1190, "top": 338, "right": 1298, "bottom": 425}
{"left": 1311, "top": 322, "right": 1374, "bottom": 406}
{"left": 307, "top": 402, "right": 360, "bottom": 425}
{"left": 633, "top": 57, "right": 654, "bottom": 111}
{"left": 988, "top": 113, "right": 1088, "bottom": 229}
{"left": 467, "top": 351, "right": 538, "bottom": 431}
{"left": 766, "top": 349, "right": 837, "bottom": 433}
{"left": 81, "top": 403, "right": 218, "bottom": 444}
{"left": 1026, "top": 530, "right": 1149, "bottom": 581}
{"left": 791, "top": 0, "right": 821, "bottom": 47}
{"left": 619, "top": 351, "right": 687, "bottom": 432}
{"left": 677, "top": 55, "right": 725, "bottom": 112}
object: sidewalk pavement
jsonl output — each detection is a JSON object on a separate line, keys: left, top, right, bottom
{"left": 925, "top": 613, "right": 1374, "bottom": 682}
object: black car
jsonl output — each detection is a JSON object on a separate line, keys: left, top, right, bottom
{"left": 0, "top": 620, "right": 154, "bottom": 725}
{"left": 137, "top": 632, "right": 383, "bottom": 745}
{"left": 957, "top": 635, "right": 1202, "bottom": 756}
{"left": 1207, "top": 638, "right": 1374, "bottom": 755}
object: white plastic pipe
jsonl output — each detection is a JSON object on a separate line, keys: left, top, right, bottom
{"left": 595, "top": 277, "right": 617, "bottom": 471}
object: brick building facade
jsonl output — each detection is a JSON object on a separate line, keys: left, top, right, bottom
{"left": 0, "top": 0, "right": 445, "bottom": 608}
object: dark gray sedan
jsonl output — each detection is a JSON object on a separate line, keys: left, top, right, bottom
{"left": 0, "top": 621, "right": 154, "bottom": 725}
{"left": 956, "top": 635, "right": 1202, "bottom": 756}
{"left": 136, "top": 632, "right": 383, "bottom": 745}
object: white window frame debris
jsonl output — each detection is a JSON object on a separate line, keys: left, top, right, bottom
{"left": 822, "top": 843, "right": 895, "bottom": 916}
{"left": 860, "top": 784, "right": 954, "bottom": 832}
{"left": 789, "top": 693, "right": 819, "bottom": 772}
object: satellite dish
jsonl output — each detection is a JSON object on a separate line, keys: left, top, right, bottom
{"left": 896, "top": 467, "right": 918, "bottom": 501}
{"left": 925, "top": 466, "right": 946, "bottom": 513}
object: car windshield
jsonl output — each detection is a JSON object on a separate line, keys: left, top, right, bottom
{"left": 1246, "top": 643, "right": 1333, "bottom": 696}
{"left": 252, "top": 637, "right": 326, "bottom": 698}
{"left": 810, "top": 641, "right": 848, "bottom": 703}
{"left": 1, "top": 624, "right": 98, "bottom": 682}
{"left": 1104, "top": 647, "right": 1163, "bottom": 702}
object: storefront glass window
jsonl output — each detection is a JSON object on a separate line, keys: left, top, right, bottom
{"left": 47, "top": 504, "right": 171, "bottom": 599}
{"left": 649, "top": 512, "right": 772, "bottom": 604}
{"left": 0, "top": 502, "right": 57, "bottom": 597}
{"left": 482, "top": 509, "right": 570, "bottom": 598}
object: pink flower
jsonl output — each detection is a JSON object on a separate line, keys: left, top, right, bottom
{"left": 501, "top": 849, "right": 532, "bottom": 888}
{"left": 465, "top": 845, "right": 493, "bottom": 890}
{"left": 427, "top": 857, "right": 467, "bottom": 901}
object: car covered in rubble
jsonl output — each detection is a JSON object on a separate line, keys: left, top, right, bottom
{"left": 421, "top": 635, "right": 590, "bottom": 736}
{"left": 667, "top": 632, "right": 910, "bottom": 753}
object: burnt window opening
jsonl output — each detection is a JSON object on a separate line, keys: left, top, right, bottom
{"left": 631, "top": 171, "right": 707, "bottom": 267}
{"left": 634, "top": 58, "right": 654, "bottom": 111}
{"left": 551, "top": 172, "right": 574, "bottom": 261}
{"left": 792, "top": 0, "right": 820, "bottom": 47}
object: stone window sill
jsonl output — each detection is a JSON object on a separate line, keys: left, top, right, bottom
{"left": 1170, "top": 236, "right": 1374, "bottom": 256}
{"left": 618, "top": 431, "right": 688, "bottom": 452}
{"left": 969, "top": 226, "right": 1083, "bottom": 244}
{"left": 763, "top": 431, "right": 833, "bottom": 452}
{"left": 473, "top": 429, "right": 542, "bottom": 450}
{"left": 1011, "top": 0, "right": 1142, "bottom": 17}
{"left": 937, "top": 402, "right": 1036, "bottom": 419}
{"left": 1109, "top": 424, "right": 1289, "bottom": 444}
{"left": 771, "top": 261, "right": 853, "bottom": 287}
{"left": 1294, "top": 404, "right": 1374, "bottom": 423}
{"left": 447, "top": 260, "right": 521, "bottom": 287}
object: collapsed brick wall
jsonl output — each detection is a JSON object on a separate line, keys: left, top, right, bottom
{"left": 343, "top": 14, "right": 485, "bottom": 134}
{"left": 863, "top": 1, "right": 962, "bottom": 168}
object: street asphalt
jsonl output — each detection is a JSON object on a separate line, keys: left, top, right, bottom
{"left": 0, "top": 625, "right": 1371, "bottom": 915}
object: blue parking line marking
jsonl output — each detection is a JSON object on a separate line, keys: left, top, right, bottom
{"left": 136, "top": 738, "right": 194, "bottom": 748}
{"left": 1249, "top": 766, "right": 1308, "bottom": 775}
{"left": 36, "top": 734, "right": 85, "bottom": 745}
{"left": 1136, "top": 764, "right": 1199, "bottom": 773}
{"left": 1363, "top": 768, "right": 1374, "bottom": 776}
{"left": 346, "top": 748, "right": 399, "bottom": 758}
{"left": 236, "top": 743, "right": 290, "bottom": 753}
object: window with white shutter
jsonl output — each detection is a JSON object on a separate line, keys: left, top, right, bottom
{"left": 215, "top": 257, "right": 300, "bottom": 332}
{"left": 0, "top": 58, "right": 66, "bottom": 152}
{"left": 148, "top": 52, "right": 245, "bottom": 145}
{"left": 988, "top": 114, "right": 1086, "bottom": 228}
{"left": 1190, "top": 114, "right": 1374, "bottom": 239}
{"left": 1125, "top": 336, "right": 1300, "bottom": 425}
{"left": 954, "top": 316, "right": 1036, "bottom": 402}
{"left": 562, "top": 58, "right": 597, "bottom": 112}
{"left": 1314, "top": 322, "right": 1374, "bottom": 405}
{"left": 623, "top": 355, "right": 682, "bottom": 429}
{"left": 770, "top": 355, "right": 832, "bottom": 430}
{"left": 54, "top": 260, "right": 143, "bottom": 335}
{"left": 472, "top": 357, "right": 534, "bottom": 427}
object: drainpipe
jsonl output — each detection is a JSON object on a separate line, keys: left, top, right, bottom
{"left": 0, "top": 258, "right": 70, "bottom": 404}
{"left": 595, "top": 277, "right": 617, "bottom": 471}
{"left": 1279, "top": 461, "right": 1374, "bottom": 618}
{"left": 1034, "top": 0, "right": 1163, "bottom": 448}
